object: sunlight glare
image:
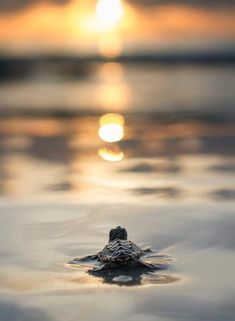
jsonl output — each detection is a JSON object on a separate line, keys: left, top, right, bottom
{"left": 98, "top": 83, "right": 131, "bottom": 111}
{"left": 98, "top": 113, "right": 125, "bottom": 143}
{"left": 96, "top": 0, "right": 124, "bottom": 30}
{"left": 98, "top": 33, "right": 123, "bottom": 57}
{"left": 98, "top": 147, "right": 124, "bottom": 162}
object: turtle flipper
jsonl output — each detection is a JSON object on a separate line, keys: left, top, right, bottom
{"left": 143, "top": 248, "right": 153, "bottom": 254}
{"left": 136, "top": 258, "right": 159, "bottom": 269}
{"left": 90, "top": 265, "right": 106, "bottom": 272}
{"left": 79, "top": 254, "right": 99, "bottom": 262}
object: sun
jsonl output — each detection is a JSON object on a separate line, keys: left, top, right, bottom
{"left": 96, "top": 0, "right": 124, "bottom": 30}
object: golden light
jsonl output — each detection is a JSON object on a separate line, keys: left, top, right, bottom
{"left": 94, "top": 0, "right": 125, "bottom": 58}
{"left": 98, "top": 33, "right": 123, "bottom": 58}
{"left": 98, "top": 63, "right": 124, "bottom": 82}
{"left": 98, "top": 83, "right": 131, "bottom": 111}
{"left": 98, "top": 147, "right": 124, "bottom": 162}
{"left": 96, "top": 0, "right": 124, "bottom": 30}
{"left": 98, "top": 113, "right": 125, "bottom": 143}
{"left": 97, "top": 63, "right": 132, "bottom": 109}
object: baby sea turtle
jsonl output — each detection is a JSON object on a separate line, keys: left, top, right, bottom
{"left": 77, "top": 226, "right": 163, "bottom": 272}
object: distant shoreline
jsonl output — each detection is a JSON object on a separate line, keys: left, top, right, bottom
{"left": 1, "top": 51, "right": 235, "bottom": 64}
{"left": 1, "top": 51, "right": 234, "bottom": 81}
{"left": 0, "top": 109, "right": 234, "bottom": 123}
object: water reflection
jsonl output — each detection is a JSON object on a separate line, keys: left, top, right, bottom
{"left": 120, "top": 161, "right": 181, "bottom": 173}
{"left": 97, "top": 62, "right": 132, "bottom": 110}
{"left": 98, "top": 113, "right": 125, "bottom": 143}
{"left": 89, "top": 269, "right": 178, "bottom": 287}
{"left": 0, "top": 117, "right": 234, "bottom": 202}
{"left": 99, "top": 147, "right": 124, "bottom": 162}
{"left": 98, "top": 113, "right": 125, "bottom": 162}
{"left": 209, "top": 188, "right": 235, "bottom": 201}
{"left": 67, "top": 259, "right": 176, "bottom": 287}
{"left": 210, "top": 163, "right": 235, "bottom": 173}
{"left": 98, "top": 63, "right": 124, "bottom": 83}
{"left": 132, "top": 187, "right": 183, "bottom": 199}
{"left": 98, "top": 83, "right": 131, "bottom": 110}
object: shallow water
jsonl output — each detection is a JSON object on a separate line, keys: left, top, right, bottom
{"left": 0, "top": 62, "right": 235, "bottom": 321}
{"left": 0, "top": 113, "right": 234, "bottom": 321}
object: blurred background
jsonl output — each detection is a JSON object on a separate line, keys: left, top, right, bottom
{"left": 0, "top": 0, "right": 234, "bottom": 202}
{"left": 0, "top": 3, "right": 235, "bottom": 318}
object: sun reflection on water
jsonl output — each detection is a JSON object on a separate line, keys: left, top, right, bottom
{"left": 98, "top": 83, "right": 131, "bottom": 111}
{"left": 98, "top": 113, "right": 125, "bottom": 162}
{"left": 0, "top": 117, "right": 234, "bottom": 201}
{"left": 98, "top": 146, "right": 124, "bottom": 162}
{"left": 98, "top": 113, "right": 125, "bottom": 143}
{"left": 98, "top": 63, "right": 124, "bottom": 82}
{"left": 97, "top": 62, "right": 132, "bottom": 110}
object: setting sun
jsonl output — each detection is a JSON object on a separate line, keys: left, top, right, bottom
{"left": 96, "top": 0, "right": 124, "bottom": 30}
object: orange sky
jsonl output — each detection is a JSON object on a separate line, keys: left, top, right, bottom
{"left": 0, "top": 0, "right": 234, "bottom": 54}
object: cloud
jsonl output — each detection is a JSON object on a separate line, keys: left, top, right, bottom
{"left": 0, "top": 0, "right": 68, "bottom": 12}
{"left": 128, "top": 0, "right": 235, "bottom": 9}
{"left": 0, "top": 0, "right": 234, "bottom": 13}
{"left": 2, "top": 0, "right": 233, "bottom": 13}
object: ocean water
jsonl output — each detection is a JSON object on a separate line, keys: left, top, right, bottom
{"left": 0, "top": 62, "right": 234, "bottom": 117}
{"left": 0, "top": 63, "right": 235, "bottom": 321}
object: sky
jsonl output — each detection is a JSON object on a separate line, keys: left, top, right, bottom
{"left": 129, "top": 0, "right": 235, "bottom": 8}
{"left": 0, "top": 0, "right": 234, "bottom": 55}
{"left": 0, "top": 0, "right": 234, "bottom": 12}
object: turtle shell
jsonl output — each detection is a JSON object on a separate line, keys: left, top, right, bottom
{"left": 98, "top": 239, "right": 144, "bottom": 264}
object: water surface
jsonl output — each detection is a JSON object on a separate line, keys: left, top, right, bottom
{"left": 0, "top": 115, "right": 234, "bottom": 321}
{"left": 0, "top": 63, "right": 235, "bottom": 321}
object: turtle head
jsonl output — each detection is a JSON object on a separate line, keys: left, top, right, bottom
{"left": 109, "top": 226, "right": 128, "bottom": 242}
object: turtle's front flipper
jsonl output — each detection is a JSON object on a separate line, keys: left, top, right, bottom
{"left": 78, "top": 254, "right": 99, "bottom": 262}
{"left": 90, "top": 265, "right": 106, "bottom": 273}
{"left": 136, "top": 258, "right": 160, "bottom": 269}
{"left": 143, "top": 248, "right": 153, "bottom": 254}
